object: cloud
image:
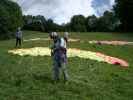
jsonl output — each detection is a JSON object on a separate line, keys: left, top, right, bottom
{"left": 16, "top": 0, "right": 94, "bottom": 24}
{"left": 91, "top": 0, "right": 115, "bottom": 16}
{"left": 15, "top": 0, "right": 114, "bottom": 24}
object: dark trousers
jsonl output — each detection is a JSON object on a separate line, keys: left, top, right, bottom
{"left": 16, "top": 37, "right": 21, "bottom": 47}
{"left": 52, "top": 51, "right": 68, "bottom": 81}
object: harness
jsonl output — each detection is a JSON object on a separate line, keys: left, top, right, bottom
{"left": 52, "top": 37, "right": 66, "bottom": 53}
{"left": 51, "top": 37, "right": 67, "bottom": 63}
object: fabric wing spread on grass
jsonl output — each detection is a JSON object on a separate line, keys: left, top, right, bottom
{"left": 24, "top": 38, "right": 80, "bottom": 42}
{"left": 89, "top": 40, "right": 133, "bottom": 45}
{"left": 8, "top": 47, "right": 129, "bottom": 67}
{"left": 24, "top": 38, "right": 133, "bottom": 46}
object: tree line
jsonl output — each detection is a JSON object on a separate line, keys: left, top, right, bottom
{"left": 23, "top": 11, "right": 120, "bottom": 32}
{"left": 0, "top": 0, "right": 133, "bottom": 39}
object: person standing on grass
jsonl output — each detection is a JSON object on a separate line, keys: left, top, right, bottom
{"left": 15, "top": 27, "right": 22, "bottom": 48}
{"left": 49, "top": 32, "right": 69, "bottom": 82}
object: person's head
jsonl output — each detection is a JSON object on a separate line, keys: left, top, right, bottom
{"left": 49, "top": 32, "right": 58, "bottom": 40}
{"left": 17, "top": 27, "right": 21, "bottom": 32}
{"left": 64, "top": 32, "right": 69, "bottom": 42}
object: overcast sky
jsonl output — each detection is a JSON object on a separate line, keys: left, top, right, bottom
{"left": 14, "top": 0, "right": 115, "bottom": 24}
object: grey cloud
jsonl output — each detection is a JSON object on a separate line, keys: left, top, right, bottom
{"left": 18, "top": 0, "right": 57, "bottom": 11}
{"left": 91, "top": 0, "right": 114, "bottom": 16}
{"left": 15, "top": 0, "right": 114, "bottom": 24}
{"left": 16, "top": 0, "right": 94, "bottom": 24}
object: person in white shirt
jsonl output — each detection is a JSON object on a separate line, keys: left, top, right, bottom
{"left": 49, "top": 32, "right": 69, "bottom": 82}
{"left": 15, "top": 27, "right": 22, "bottom": 48}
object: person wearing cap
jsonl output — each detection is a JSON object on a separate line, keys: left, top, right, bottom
{"left": 49, "top": 32, "right": 69, "bottom": 82}
{"left": 15, "top": 27, "right": 23, "bottom": 48}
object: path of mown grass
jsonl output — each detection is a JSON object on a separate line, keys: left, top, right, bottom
{"left": 0, "top": 31, "right": 133, "bottom": 100}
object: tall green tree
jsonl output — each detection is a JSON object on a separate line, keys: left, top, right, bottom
{"left": 23, "top": 15, "right": 40, "bottom": 31}
{"left": 114, "top": 0, "right": 133, "bottom": 31}
{"left": 70, "top": 15, "right": 87, "bottom": 32}
{"left": 46, "top": 19, "right": 55, "bottom": 32}
{"left": 96, "top": 11, "right": 119, "bottom": 32}
{"left": 0, "top": 0, "right": 23, "bottom": 39}
{"left": 86, "top": 15, "right": 98, "bottom": 32}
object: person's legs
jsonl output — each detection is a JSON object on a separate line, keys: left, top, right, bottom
{"left": 61, "top": 62, "right": 69, "bottom": 81}
{"left": 53, "top": 60, "right": 60, "bottom": 81}
{"left": 16, "top": 38, "right": 19, "bottom": 47}
{"left": 60, "top": 52, "right": 69, "bottom": 81}
{"left": 18, "top": 38, "right": 22, "bottom": 47}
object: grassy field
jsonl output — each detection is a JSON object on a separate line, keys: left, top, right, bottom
{"left": 0, "top": 31, "right": 133, "bottom": 100}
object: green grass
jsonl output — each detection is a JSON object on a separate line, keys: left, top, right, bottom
{"left": 0, "top": 31, "right": 133, "bottom": 100}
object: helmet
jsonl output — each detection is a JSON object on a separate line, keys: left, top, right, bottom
{"left": 64, "top": 32, "right": 69, "bottom": 38}
{"left": 18, "top": 27, "right": 21, "bottom": 31}
{"left": 49, "top": 32, "right": 58, "bottom": 39}
{"left": 52, "top": 32, "right": 58, "bottom": 37}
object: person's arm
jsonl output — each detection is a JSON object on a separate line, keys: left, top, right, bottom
{"left": 15, "top": 32, "right": 18, "bottom": 38}
{"left": 20, "top": 31, "right": 23, "bottom": 38}
{"left": 19, "top": 31, "right": 23, "bottom": 43}
{"left": 49, "top": 44, "right": 55, "bottom": 56}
